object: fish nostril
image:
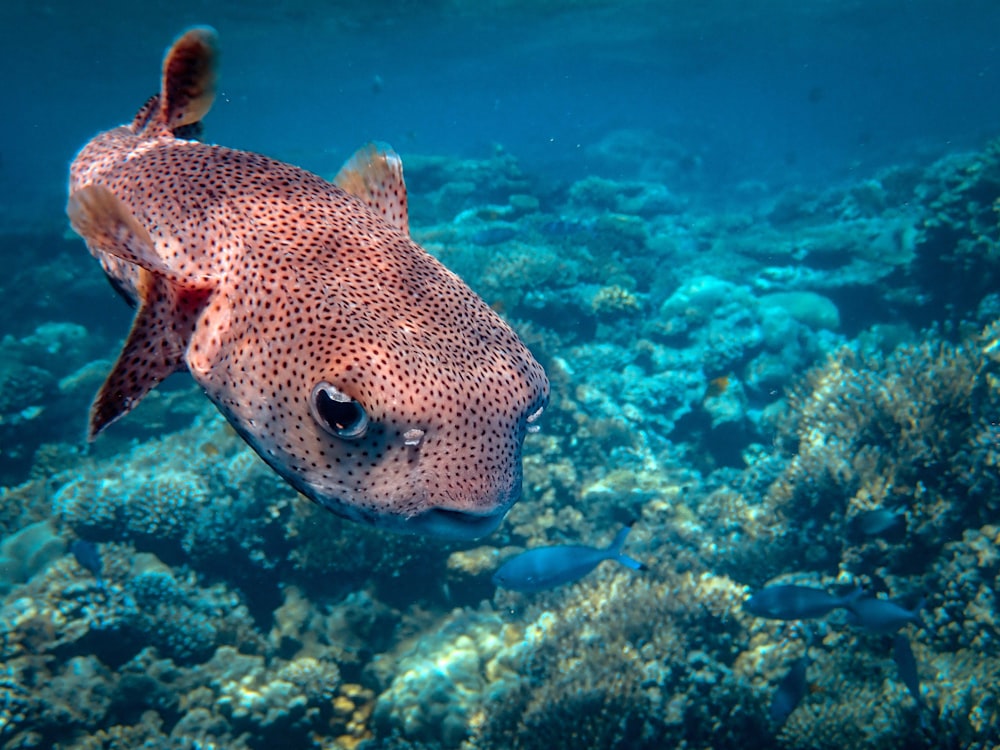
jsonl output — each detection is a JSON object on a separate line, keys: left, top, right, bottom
{"left": 403, "top": 428, "right": 426, "bottom": 447}
{"left": 525, "top": 403, "right": 545, "bottom": 434}
{"left": 310, "top": 382, "right": 369, "bottom": 440}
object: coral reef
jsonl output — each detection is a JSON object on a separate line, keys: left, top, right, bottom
{"left": 1, "top": 131, "right": 999, "bottom": 749}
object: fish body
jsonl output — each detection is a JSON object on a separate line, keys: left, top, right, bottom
{"left": 769, "top": 655, "right": 809, "bottom": 726}
{"left": 492, "top": 524, "right": 647, "bottom": 592}
{"left": 847, "top": 594, "right": 924, "bottom": 634}
{"left": 71, "top": 539, "right": 104, "bottom": 590}
{"left": 67, "top": 28, "right": 548, "bottom": 540}
{"left": 745, "top": 584, "right": 861, "bottom": 621}
{"left": 849, "top": 508, "right": 907, "bottom": 541}
{"left": 892, "top": 633, "right": 923, "bottom": 707}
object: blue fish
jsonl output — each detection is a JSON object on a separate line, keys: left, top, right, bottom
{"left": 769, "top": 655, "right": 810, "bottom": 726}
{"left": 493, "top": 523, "right": 647, "bottom": 593}
{"left": 745, "top": 584, "right": 861, "bottom": 621}
{"left": 71, "top": 539, "right": 105, "bottom": 592}
{"left": 471, "top": 225, "right": 517, "bottom": 246}
{"left": 892, "top": 633, "right": 923, "bottom": 707}
{"left": 849, "top": 508, "right": 907, "bottom": 540}
{"left": 847, "top": 594, "right": 924, "bottom": 634}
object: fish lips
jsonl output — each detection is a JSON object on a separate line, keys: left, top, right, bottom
{"left": 309, "top": 488, "right": 513, "bottom": 540}
{"left": 403, "top": 506, "right": 509, "bottom": 540}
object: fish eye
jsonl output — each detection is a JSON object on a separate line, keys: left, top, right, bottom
{"left": 310, "top": 382, "right": 369, "bottom": 440}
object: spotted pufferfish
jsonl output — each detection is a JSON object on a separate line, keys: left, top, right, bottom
{"left": 67, "top": 27, "right": 549, "bottom": 540}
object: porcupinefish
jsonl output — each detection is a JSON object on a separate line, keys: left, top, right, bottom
{"left": 67, "top": 27, "right": 549, "bottom": 540}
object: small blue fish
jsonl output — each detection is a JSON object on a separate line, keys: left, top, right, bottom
{"left": 538, "top": 218, "right": 594, "bottom": 238}
{"left": 493, "top": 523, "right": 647, "bottom": 593}
{"left": 471, "top": 225, "right": 517, "bottom": 246}
{"left": 745, "top": 585, "right": 861, "bottom": 621}
{"left": 849, "top": 508, "right": 907, "bottom": 540}
{"left": 847, "top": 594, "right": 924, "bottom": 634}
{"left": 892, "top": 633, "right": 923, "bottom": 707}
{"left": 769, "top": 655, "right": 810, "bottom": 726}
{"left": 71, "top": 539, "right": 105, "bottom": 592}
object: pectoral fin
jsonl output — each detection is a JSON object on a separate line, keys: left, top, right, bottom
{"left": 68, "top": 185, "right": 212, "bottom": 285}
{"left": 67, "top": 184, "right": 213, "bottom": 439}
{"left": 89, "top": 269, "right": 211, "bottom": 439}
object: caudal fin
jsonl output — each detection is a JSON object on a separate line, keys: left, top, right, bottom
{"left": 161, "top": 26, "right": 218, "bottom": 130}
{"left": 608, "top": 522, "right": 649, "bottom": 572}
{"left": 135, "top": 27, "right": 218, "bottom": 137}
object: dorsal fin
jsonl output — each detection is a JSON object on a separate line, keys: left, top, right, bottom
{"left": 135, "top": 26, "right": 218, "bottom": 136}
{"left": 334, "top": 142, "right": 410, "bottom": 235}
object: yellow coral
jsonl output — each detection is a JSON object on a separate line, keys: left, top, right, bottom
{"left": 591, "top": 284, "right": 642, "bottom": 317}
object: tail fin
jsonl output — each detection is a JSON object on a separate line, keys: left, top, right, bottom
{"left": 909, "top": 596, "right": 928, "bottom": 631}
{"left": 840, "top": 585, "right": 866, "bottom": 609}
{"left": 608, "top": 522, "right": 648, "bottom": 572}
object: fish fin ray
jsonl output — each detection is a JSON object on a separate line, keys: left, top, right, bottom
{"left": 157, "top": 26, "right": 218, "bottom": 134}
{"left": 89, "top": 268, "right": 212, "bottom": 440}
{"left": 130, "top": 95, "right": 161, "bottom": 133}
{"left": 334, "top": 142, "right": 410, "bottom": 235}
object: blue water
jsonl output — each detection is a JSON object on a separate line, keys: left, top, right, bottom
{"left": 2, "top": 2, "right": 1000, "bottom": 748}
{"left": 3, "top": 1, "right": 1000, "bottom": 228}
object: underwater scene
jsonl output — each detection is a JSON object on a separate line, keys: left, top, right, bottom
{"left": 2, "top": 0, "right": 1000, "bottom": 748}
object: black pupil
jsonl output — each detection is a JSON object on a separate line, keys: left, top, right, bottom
{"left": 315, "top": 389, "right": 363, "bottom": 432}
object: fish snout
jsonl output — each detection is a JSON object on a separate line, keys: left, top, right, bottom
{"left": 393, "top": 360, "right": 548, "bottom": 539}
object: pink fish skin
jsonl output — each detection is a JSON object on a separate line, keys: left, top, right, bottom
{"left": 67, "top": 27, "right": 549, "bottom": 540}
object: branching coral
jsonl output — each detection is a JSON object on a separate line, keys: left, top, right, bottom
{"left": 718, "top": 332, "right": 1000, "bottom": 583}
{"left": 467, "top": 568, "right": 756, "bottom": 750}
{"left": 473, "top": 657, "right": 661, "bottom": 750}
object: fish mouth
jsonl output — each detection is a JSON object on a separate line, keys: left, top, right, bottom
{"left": 402, "top": 507, "right": 506, "bottom": 540}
